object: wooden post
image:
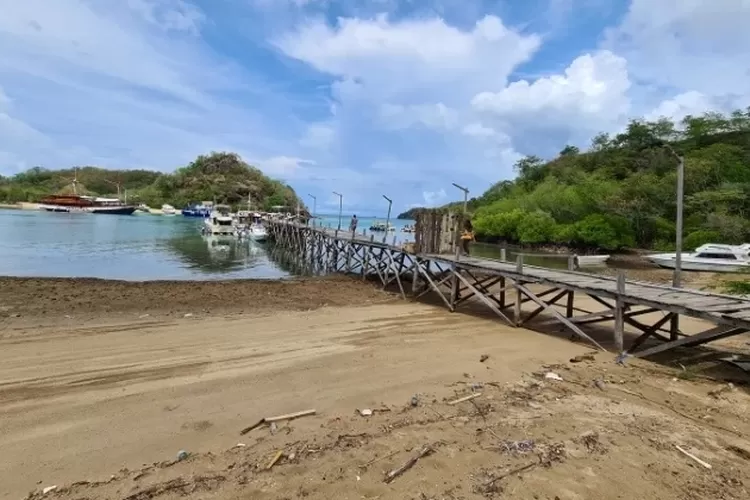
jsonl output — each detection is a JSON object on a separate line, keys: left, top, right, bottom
{"left": 614, "top": 271, "right": 625, "bottom": 351}
{"left": 514, "top": 255, "right": 523, "bottom": 326}
{"left": 411, "top": 257, "right": 420, "bottom": 294}
{"left": 499, "top": 277, "right": 506, "bottom": 309}
{"left": 500, "top": 247, "right": 506, "bottom": 261}
{"left": 566, "top": 256, "right": 575, "bottom": 318}
{"left": 450, "top": 248, "right": 460, "bottom": 311}
{"left": 392, "top": 235, "right": 397, "bottom": 247}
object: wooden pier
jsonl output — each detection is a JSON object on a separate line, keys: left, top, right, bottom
{"left": 267, "top": 219, "right": 750, "bottom": 358}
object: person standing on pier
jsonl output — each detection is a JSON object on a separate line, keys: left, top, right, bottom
{"left": 460, "top": 219, "right": 475, "bottom": 255}
{"left": 349, "top": 214, "right": 358, "bottom": 234}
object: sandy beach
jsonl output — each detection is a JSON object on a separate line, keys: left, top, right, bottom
{"left": 1, "top": 277, "right": 749, "bottom": 500}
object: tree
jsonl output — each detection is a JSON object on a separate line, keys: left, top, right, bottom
{"left": 468, "top": 108, "right": 750, "bottom": 250}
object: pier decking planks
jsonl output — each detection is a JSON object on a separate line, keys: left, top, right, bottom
{"left": 267, "top": 221, "right": 750, "bottom": 357}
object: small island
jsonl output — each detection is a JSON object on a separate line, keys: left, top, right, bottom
{"left": 397, "top": 207, "right": 423, "bottom": 220}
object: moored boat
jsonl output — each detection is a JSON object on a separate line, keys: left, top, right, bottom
{"left": 369, "top": 221, "right": 395, "bottom": 232}
{"left": 161, "top": 204, "right": 177, "bottom": 216}
{"left": 248, "top": 224, "right": 268, "bottom": 242}
{"left": 647, "top": 243, "right": 750, "bottom": 273}
{"left": 575, "top": 255, "right": 610, "bottom": 267}
{"left": 201, "top": 205, "right": 234, "bottom": 236}
{"left": 182, "top": 201, "right": 213, "bottom": 217}
{"left": 39, "top": 194, "right": 136, "bottom": 215}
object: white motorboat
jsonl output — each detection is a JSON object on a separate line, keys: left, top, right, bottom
{"left": 647, "top": 243, "right": 750, "bottom": 273}
{"left": 202, "top": 205, "right": 235, "bottom": 236}
{"left": 575, "top": 255, "right": 610, "bottom": 267}
{"left": 161, "top": 204, "right": 177, "bottom": 216}
{"left": 369, "top": 221, "right": 395, "bottom": 232}
{"left": 248, "top": 224, "right": 268, "bottom": 242}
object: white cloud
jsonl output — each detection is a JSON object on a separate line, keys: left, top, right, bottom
{"left": 422, "top": 189, "right": 447, "bottom": 206}
{"left": 258, "top": 156, "right": 315, "bottom": 179}
{"left": 645, "top": 91, "right": 717, "bottom": 123}
{"left": 274, "top": 14, "right": 542, "bottom": 101}
{"left": 472, "top": 51, "right": 631, "bottom": 129}
{"left": 462, "top": 122, "right": 497, "bottom": 139}
{"left": 126, "top": 0, "right": 205, "bottom": 35}
{"left": 274, "top": 13, "right": 545, "bottom": 204}
{"left": 606, "top": 0, "right": 750, "bottom": 100}
{"left": 379, "top": 103, "right": 458, "bottom": 130}
{"left": 299, "top": 122, "right": 336, "bottom": 149}
{"left": 0, "top": 0, "right": 302, "bottom": 174}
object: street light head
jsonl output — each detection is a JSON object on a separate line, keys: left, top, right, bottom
{"left": 451, "top": 182, "right": 469, "bottom": 193}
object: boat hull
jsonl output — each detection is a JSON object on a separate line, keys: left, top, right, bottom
{"left": 648, "top": 255, "right": 750, "bottom": 273}
{"left": 249, "top": 227, "right": 267, "bottom": 242}
{"left": 576, "top": 255, "right": 610, "bottom": 266}
{"left": 90, "top": 206, "right": 137, "bottom": 215}
{"left": 40, "top": 205, "right": 135, "bottom": 215}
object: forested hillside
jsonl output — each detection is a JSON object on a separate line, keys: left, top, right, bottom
{"left": 471, "top": 108, "right": 750, "bottom": 251}
{"left": 0, "top": 152, "right": 302, "bottom": 211}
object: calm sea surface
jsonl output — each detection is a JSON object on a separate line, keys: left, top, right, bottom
{"left": 0, "top": 209, "right": 419, "bottom": 281}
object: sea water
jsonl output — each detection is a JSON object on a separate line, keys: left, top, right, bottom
{"left": 0, "top": 209, "right": 417, "bottom": 281}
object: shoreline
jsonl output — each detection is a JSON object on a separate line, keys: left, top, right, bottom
{"left": 0, "top": 276, "right": 394, "bottom": 326}
{"left": 0, "top": 202, "right": 40, "bottom": 210}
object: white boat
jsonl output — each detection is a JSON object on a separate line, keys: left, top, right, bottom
{"left": 248, "top": 225, "right": 268, "bottom": 242}
{"left": 161, "top": 204, "right": 177, "bottom": 216}
{"left": 575, "top": 255, "right": 610, "bottom": 267}
{"left": 369, "top": 221, "right": 395, "bottom": 232}
{"left": 202, "top": 205, "right": 235, "bottom": 236}
{"left": 647, "top": 243, "right": 750, "bottom": 273}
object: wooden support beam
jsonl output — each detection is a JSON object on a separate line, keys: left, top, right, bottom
{"left": 614, "top": 272, "right": 625, "bottom": 352}
{"left": 416, "top": 258, "right": 453, "bottom": 310}
{"left": 452, "top": 270, "right": 513, "bottom": 324}
{"left": 514, "top": 255, "right": 523, "bottom": 326}
{"left": 632, "top": 326, "right": 747, "bottom": 358}
{"left": 520, "top": 289, "right": 569, "bottom": 326}
{"left": 625, "top": 313, "right": 674, "bottom": 354}
{"left": 514, "top": 283, "right": 605, "bottom": 351}
{"left": 499, "top": 276, "right": 506, "bottom": 309}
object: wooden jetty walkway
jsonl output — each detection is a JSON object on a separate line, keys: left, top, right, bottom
{"left": 267, "top": 220, "right": 750, "bottom": 358}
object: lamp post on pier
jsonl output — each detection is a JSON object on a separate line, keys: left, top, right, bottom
{"left": 307, "top": 194, "right": 316, "bottom": 227}
{"left": 382, "top": 194, "right": 392, "bottom": 243}
{"left": 662, "top": 144, "right": 685, "bottom": 341}
{"left": 452, "top": 182, "right": 469, "bottom": 215}
{"left": 332, "top": 191, "right": 343, "bottom": 231}
{"left": 451, "top": 182, "right": 470, "bottom": 260}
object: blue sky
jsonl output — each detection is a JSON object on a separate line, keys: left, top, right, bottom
{"left": 1, "top": 0, "right": 749, "bottom": 215}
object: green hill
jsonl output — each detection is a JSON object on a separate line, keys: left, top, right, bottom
{"left": 396, "top": 207, "right": 423, "bottom": 219}
{"left": 0, "top": 152, "right": 303, "bottom": 211}
{"left": 467, "top": 108, "right": 750, "bottom": 251}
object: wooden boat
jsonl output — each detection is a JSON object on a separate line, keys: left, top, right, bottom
{"left": 39, "top": 194, "right": 136, "bottom": 215}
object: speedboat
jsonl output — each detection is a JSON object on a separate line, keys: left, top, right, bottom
{"left": 182, "top": 202, "right": 212, "bottom": 217}
{"left": 248, "top": 224, "right": 268, "bottom": 242}
{"left": 161, "top": 204, "right": 177, "bottom": 216}
{"left": 369, "top": 221, "right": 395, "bottom": 232}
{"left": 647, "top": 243, "right": 750, "bottom": 273}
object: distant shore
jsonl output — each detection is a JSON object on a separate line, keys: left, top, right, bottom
{"left": 0, "top": 202, "right": 40, "bottom": 210}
